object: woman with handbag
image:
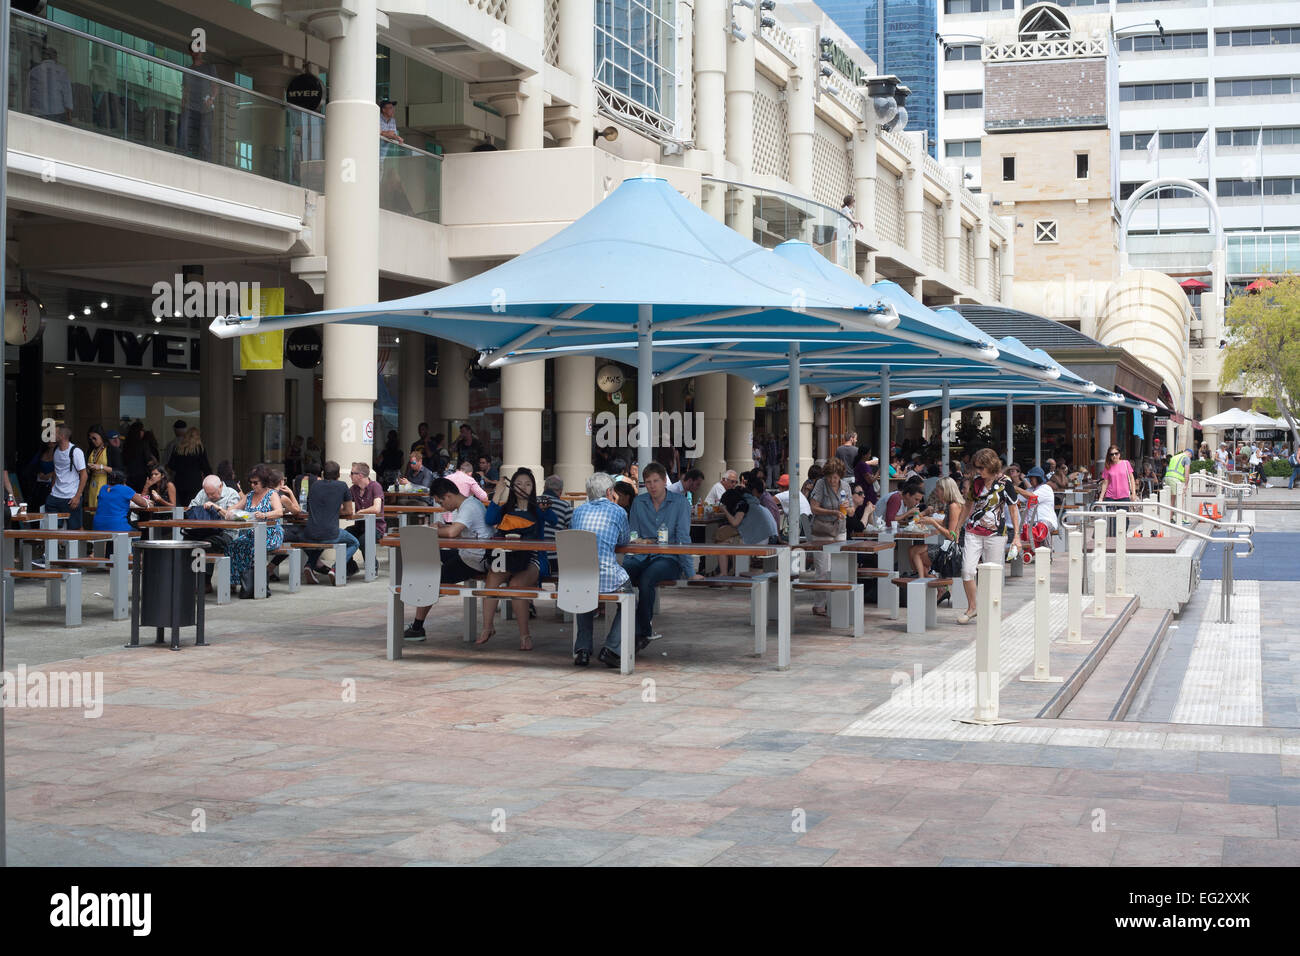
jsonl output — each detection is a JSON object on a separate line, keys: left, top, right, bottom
{"left": 957, "top": 448, "right": 1021, "bottom": 625}
{"left": 910, "top": 477, "right": 964, "bottom": 606}
{"left": 477, "top": 467, "right": 557, "bottom": 650}
{"left": 807, "top": 458, "right": 847, "bottom": 618}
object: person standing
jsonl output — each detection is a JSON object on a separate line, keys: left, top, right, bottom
{"left": 46, "top": 426, "right": 87, "bottom": 530}
{"left": 180, "top": 49, "right": 217, "bottom": 160}
{"left": 834, "top": 431, "right": 859, "bottom": 473}
{"left": 1164, "top": 447, "right": 1191, "bottom": 515}
{"left": 452, "top": 424, "right": 485, "bottom": 468}
{"left": 1288, "top": 446, "right": 1300, "bottom": 490}
{"left": 85, "top": 427, "right": 111, "bottom": 509}
{"left": 957, "top": 448, "right": 1022, "bottom": 625}
{"left": 161, "top": 420, "right": 187, "bottom": 471}
{"left": 570, "top": 473, "right": 632, "bottom": 667}
{"left": 121, "top": 422, "right": 150, "bottom": 491}
{"left": 26, "top": 46, "right": 74, "bottom": 123}
{"left": 1096, "top": 443, "right": 1137, "bottom": 535}
{"left": 807, "top": 458, "right": 847, "bottom": 618}
{"left": 167, "top": 426, "right": 211, "bottom": 506}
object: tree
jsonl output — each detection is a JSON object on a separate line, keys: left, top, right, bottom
{"left": 1219, "top": 273, "right": 1300, "bottom": 447}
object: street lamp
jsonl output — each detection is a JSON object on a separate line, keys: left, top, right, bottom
{"left": 862, "top": 75, "right": 908, "bottom": 132}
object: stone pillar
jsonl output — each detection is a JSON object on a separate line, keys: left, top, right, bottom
{"left": 554, "top": 355, "right": 594, "bottom": 492}
{"left": 943, "top": 174, "right": 962, "bottom": 280}
{"left": 697, "top": 373, "right": 728, "bottom": 484}
{"left": 903, "top": 131, "right": 925, "bottom": 261}
{"left": 693, "top": 0, "right": 727, "bottom": 221}
{"left": 320, "top": 2, "right": 379, "bottom": 473}
{"left": 506, "top": 0, "right": 545, "bottom": 150}
{"left": 501, "top": 361, "right": 545, "bottom": 481}
{"left": 399, "top": 333, "right": 426, "bottom": 445}
{"left": 974, "top": 196, "right": 991, "bottom": 297}
{"left": 798, "top": 386, "right": 815, "bottom": 479}
{"left": 788, "top": 29, "right": 816, "bottom": 197}
{"left": 438, "top": 340, "right": 470, "bottom": 439}
{"left": 724, "top": 1, "right": 755, "bottom": 236}
{"left": 725, "top": 374, "right": 756, "bottom": 474}
{"left": 852, "top": 114, "right": 877, "bottom": 255}
{"left": 555, "top": 0, "right": 595, "bottom": 145}
{"left": 1201, "top": 390, "right": 1220, "bottom": 454}
{"left": 244, "top": 367, "right": 286, "bottom": 472}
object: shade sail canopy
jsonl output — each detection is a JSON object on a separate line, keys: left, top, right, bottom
{"left": 210, "top": 177, "right": 899, "bottom": 352}
{"left": 884, "top": 387, "right": 1142, "bottom": 413}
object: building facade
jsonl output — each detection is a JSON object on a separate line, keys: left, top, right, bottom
{"left": 3, "top": 0, "right": 1014, "bottom": 497}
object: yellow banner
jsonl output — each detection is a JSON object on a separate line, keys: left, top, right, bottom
{"left": 239, "top": 287, "right": 285, "bottom": 371}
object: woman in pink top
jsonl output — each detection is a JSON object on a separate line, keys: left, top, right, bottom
{"left": 1096, "top": 444, "right": 1137, "bottom": 535}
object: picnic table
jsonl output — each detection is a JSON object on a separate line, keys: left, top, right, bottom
{"left": 9, "top": 511, "right": 68, "bottom": 530}
{"left": 3, "top": 528, "right": 140, "bottom": 619}
{"left": 381, "top": 534, "right": 795, "bottom": 670}
{"left": 130, "top": 504, "right": 183, "bottom": 537}
{"left": 383, "top": 504, "right": 445, "bottom": 528}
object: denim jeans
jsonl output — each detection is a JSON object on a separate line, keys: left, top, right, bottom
{"left": 574, "top": 582, "right": 633, "bottom": 655}
{"left": 622, "top": 553, "right": 683, "bottom": 638}
{"left": 305, "top": 529, "right": 359, "bottom": 569}
{"left": 1290, "top": 466, "right": 1300, "bottom": 490}
{"left": 44, "top": 495, "right": 82, "bottom": 530}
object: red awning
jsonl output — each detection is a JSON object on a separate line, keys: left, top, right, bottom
{"left": 1179, "top": 278, "right": 1209, "bottom": 292}
{"left": 1244, "top": 278, "right": 1275, "bottom": 292}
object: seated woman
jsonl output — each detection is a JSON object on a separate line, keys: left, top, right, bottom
{"left": 1139, "top": 460, "right": 1159, "bottom": 498}
{"left": 846, "top": 484, "right": 875, "bottom": 536}
{"left": 222, "top": 463, "right": 284, "bottom": 598}
{"left": 909, "top": 477, "right": 964, "bottom": 606}
{"left": 477, "top": 467, "right": 557, "bottom": 651}
{"left": 142, "top": 463, "right": 177, "bottom": 508}
{"left": 92, "top": 470, "right": 150, "bottom": 549}
{"left": 716, "top": 485, "right": 779, "bottom": 576}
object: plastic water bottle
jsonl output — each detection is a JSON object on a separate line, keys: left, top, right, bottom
{"left": 657, "top": 521, "right": 668, "bottom": 544}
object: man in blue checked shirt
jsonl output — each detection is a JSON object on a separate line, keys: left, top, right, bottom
{"left": 625, "top": 461, "right": 699, "bottom": 652}
{"left": 570, "top": 472, "right": 632, "bottom": 668}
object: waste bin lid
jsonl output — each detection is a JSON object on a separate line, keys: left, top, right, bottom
{"left": 135, "top": 539, "right": 209, "bottom": 550}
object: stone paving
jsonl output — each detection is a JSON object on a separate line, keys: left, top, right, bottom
{"left": 3, "top": 552, "right": 1300, "bottom": 866}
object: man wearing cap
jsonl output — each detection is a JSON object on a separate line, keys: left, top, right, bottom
{"left": 379, "top": 99, "right": 403, "bottom": 147}
{"left": 105, "top": 429, "right": 124, "bottom": 472}
{"left": 1164, "top": 447, "right": 1191, "bottom": 517}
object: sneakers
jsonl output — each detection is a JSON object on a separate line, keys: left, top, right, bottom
{"left": 402, "top": 621, "right": 426, "bottom": 641}
{"left": 302, "top": 565, "right": 318, "bottom": 586}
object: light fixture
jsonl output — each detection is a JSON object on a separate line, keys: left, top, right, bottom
{"left": 761, "top": 0, "right": 776, "bottom": 8}
{"left": 173, "top": 310, "right": 181, "bottom": 317}
{"left": 733, "top": 0, "right": 754, "bottom": 8}
{"left": 54, "top": 365, "right": 64, "bottom": 370}
{"left": 394, "top": 336, "right": 400, "bottom": 344}
{"left": 67, "top": 313, "right": 75, "bottom": 320}
{"left": 155, "top": 316, "right": 163, "bottom": 323}
{"left": 908, "top": 403, "right": 919, "bottom": 412}
{"left": 864, "top": 76, "right": 900, "bottom": 128}
{"left": 760, "top": 15, "right": 775, "bottom": 27}
{"left": 730, "top": 22, "right": 747, "bottom": 41}
{"left": 820, "top": 65, "right": 833, "bottom": 78}
{"left": 82, "top": 306, "right": 91, "bottom": 315}
{"left": 593, "top": 125, "right": 618, "bottom": 144}
{"left": 99, "top": 300, "right": 108, "bottom": 309}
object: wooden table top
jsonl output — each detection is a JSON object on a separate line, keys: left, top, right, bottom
{"left": 383, "top": 504, "right": 445, "bottom": 513}
{"left": 10, "top": 513, "right": 68, "bottom": 524}
{"left": 140, "top": 519, "right": 272, "bottom": 531}
{"left": 385, "top": 535, "right": 783, "bottom": 558}
{"left": 4, "top": 529, "right": 141, "bottom": 540}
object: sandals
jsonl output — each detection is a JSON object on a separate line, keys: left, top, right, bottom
{"left": 811, "top": 606, "right": 828, "bottom": 617}
{"left": 957, "top": 610, "right": 977, "bottom": 625}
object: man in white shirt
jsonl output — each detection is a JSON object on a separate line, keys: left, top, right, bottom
{"left": 188, "top": 474, "right": 241, "bottom": 513}
{"left": 46, "top": 425, "right": 87, "bottom": 529}
{"left": 704, "top": 469, "right": 738, "bottom": 506}
{"left": 668, "top": 468, "right": 705, "bottom": 501}
{"left": 379, "top": 99, "right": 404, "bottom": 146}
{"left": 403, "top": 476, "right": 494, "bottom": 640}
{"left": 27, "top": 47, "right": 74, "bottom": 123}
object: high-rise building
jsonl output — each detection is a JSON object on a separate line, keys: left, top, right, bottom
{"left": 822, "top": 0, "right": 939, "bottom": 155}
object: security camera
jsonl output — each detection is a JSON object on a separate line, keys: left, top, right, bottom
{"left": 761, "top": 0, "right": 776, "bottom": 9}
{"left": 820, "top": 65, "right": 833, "bottom": 77}
{"left": 761, "top": 15, "right": 776, "bottom": 27}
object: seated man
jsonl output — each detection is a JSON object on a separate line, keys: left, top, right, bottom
{"left": 183, "top": 474, "right": 243, "bottom": 589}
{"left": 623, "top": 462, "right": 697, "bottom": 652}
{"left": 402, "top": 477, "right": 494, "bottom": 641}
{"left": 398, "top": 448, "right": 436, "bottom": 491}
{"left": 293, "top": 460, "right": 359, "bottom": 582}
{"left": 703, "top": 469, "right": 739, "bottom": 506}
{"left": 668, "top": 468, "right": 705, "bottom": 501}
{"left": 716, "top": 485, "right": 778, "bottom": 576}
{"left": 882, "top": 477, "right": 925, "bottom": 528}
{"left": 570, "top": 472, "right": 632, "bottom": 668}
{"left": 345, "top": 462, "right": 386, "bottom": 575}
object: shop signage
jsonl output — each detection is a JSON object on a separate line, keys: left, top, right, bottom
{"left": 822, "top": 40, "right": 866, "bottom": 87}
{"left": 59, "top": 322, "right": 200, "bottom": 371}
{"left": 286, "top": 72, "right": 324, "bottom": 113}
{"left": 285, "top": 327, "right": 322, "bottom": 369}
{"left": 1155, "top": 417, "right": 1170, "bottom": 428}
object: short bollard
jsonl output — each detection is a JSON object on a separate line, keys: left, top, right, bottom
{"left": 1092, "top": 517, "right": 1107, "bottom": 618}
{"left": 1141, "top": 496, "right": 1155, "bottom": 537}
{"left": 1114, "top": 509, "right": 1128, "bottom": 597}
{"left": 1021, "top": 547, "right": 1061, "bottom": 683}
{"left": 957, "top": 562, "right": 1015, "bottom": 725}
{"left": 1065, "top": 529, "right": 1087, "bottom": 643}
{"left": 1158, "top": 486, "right": 1171, "bottom": 526}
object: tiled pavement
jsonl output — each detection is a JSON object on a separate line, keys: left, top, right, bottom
{"left": 3, "top": 557, "right": 1300, "bottom": 866}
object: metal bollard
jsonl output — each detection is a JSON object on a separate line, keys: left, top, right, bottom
{"left": 1092, "top": 517, "right": 1107, "bottom": 618}
{"left": 1066, "top": 529, "right": 1085, "bottom": 643}
{"left": 1114, "top": 509, "right": 1128, "bottom": 597}
{"left": 1021, "top": 547, "right": 1062, "bottom": 683}
{"left": 958, "top": 562, "right": 1013, "bottom": 724}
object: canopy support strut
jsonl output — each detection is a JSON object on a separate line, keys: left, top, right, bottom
{"left": 941, "top": 380, "right": 951, "bottom": 478}
{"left": 788, "top": 343, "right": 801, "bottom": 552}
{"left": 638, "top": 304, "right": 653, "bottom": 483}
{"left": 880, "top": 368, "right": 891, "bottom": 500}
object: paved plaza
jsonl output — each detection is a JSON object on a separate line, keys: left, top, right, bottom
{"left": 4, "top": 518, "right": 1299, "bottom": 867}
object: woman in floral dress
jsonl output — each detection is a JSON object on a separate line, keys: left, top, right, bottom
{"left": 220, "top": 463, "right": 284, "bottom": 597}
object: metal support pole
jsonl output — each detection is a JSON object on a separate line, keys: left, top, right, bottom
{"left": 787, "top": 343, "right": 800, "bottom": 552}
{"left": 1034, "top": 403, "right": 1041, "bottom": 468}
{"left": 2, "top": 0, "right": 13, "bottom": 868}
{"left": 1065, "top": 529, "right": 1086, "bottom": 643}
{"left": 1219, "top": 545, "right": 1234, "bottom": 623}
{"left": 1005, "top": 395, "right": 1014, "bottom": 466}
{"left": 1092, "top": 517, "right": 1107, "bottom": 617}
{"left": 637, "top": 303, "right": 653, "bottom": 482}
{"left": 1114, "top": 509, "right": 1127, "bottom": 596}
{"left": 1021, "top": 548, "right": 1061, "bottom": 683}
{"left": 941, "top": 380, "right": 950, "bottom": 478}
{"left": 879, "top": 368, "right": 891, "bottom": 499}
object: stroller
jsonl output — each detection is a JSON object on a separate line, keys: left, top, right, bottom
{"left": 1016, "top": 490, "right": 1051, "bottom": 563}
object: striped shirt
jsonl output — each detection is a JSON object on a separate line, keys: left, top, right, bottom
{"left": 541, "top": 493, "right": 573, "bottom": 540}
{"left": 570, "top": 497, "right": 630, "bottom": 593}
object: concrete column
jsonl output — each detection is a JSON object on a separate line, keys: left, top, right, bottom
{"left": 943, "top": 176, "right": 962, "bottom": 279}
{"left": 506, "top": 0, "right": 545, "bottom": 150}
{"left": 320, "top": 2, "right": 379, "bottom": 474}
{"left": 438, "top": 341, "right": 470, "bottom": 439}
{"left": 1201, "top": 390, "right": 1220, "bottom": 454}
{"left": 724, "top": 1, "right": 755, "bottom": 236}
{"left": 725, "top": 374, "right": 756, "bottom": 474}
{"left": 693, "top": 0, "right": 727, "bottom": 221}
{"left": 798, "top": 386, "right": 815, "bottom": 479}
{"left": 974, "top": 196, "right": 991, "bottom": 297}
{"left": 199, "top": 334, "right": 234, "bottom": 467}
{"left": 251, "top": 0, "right": 282, "bottom": 18}
{"left": 555, "top": 0, "right": 595, "bottom": 146}
{"left": 852, "top": 115, "right": 877, "bottom": 250}
{"left": 245, "top": 367, "right": 286, "bottom": 472}
{"left": 999, "top": 217, "right": 1016, "bottom": 304}
{"left": 553, "top": 355, "right": 594, "bottom": 491}
{"left": 399, "top": 333, "right": 426, "bottom": 445}
{"left": 788, "top": 29, "right": 816, "bottom": 197}
{"left": 501, "top": 361, "right": 545, "bottom": 480}
{"left": 815, "top": 397, "right": 829, "bottom": 464}
{"left": 697, "top": 373, "right": 728, "bottom": 484}
{"left": 903, "top": 131, "right": 925, "bottom": 261}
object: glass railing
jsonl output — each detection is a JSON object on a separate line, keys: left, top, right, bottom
{"left": 8, "top": 8, "right": 440, "bottom": 222}
{"left": 703, "top": 176, "right": 853, "bottom": 271}
{"left": 1227, "top": 232, "right": 1300, "bottom": 277}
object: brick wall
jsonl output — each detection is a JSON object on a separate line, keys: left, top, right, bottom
{"left": 985, "top": 59, "right": 1108, "bottom": 131}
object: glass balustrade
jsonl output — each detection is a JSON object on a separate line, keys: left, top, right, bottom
{"left": 1227, "top": 232, "right": 1300, "bottom": 277}
{"left": 703, "top": 177, "right": 853, "bottom": 271}
{"left": 8, "top": 8, "right": 440, "bottom": 221}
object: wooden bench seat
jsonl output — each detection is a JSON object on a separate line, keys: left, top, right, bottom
{"left": 3, "top": 568, "right": 83, "bottom": 626}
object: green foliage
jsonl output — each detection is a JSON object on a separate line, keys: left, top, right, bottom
{"left": 1189, "top": 459, "right": 1215, "bottom": 474}
{"left": 1265, "top": 458, "right": 1293, "bottom": 477}
{"left": 1220, "top": 275, "right": 1300, "bottom": 439}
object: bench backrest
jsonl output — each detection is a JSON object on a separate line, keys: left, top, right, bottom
{"left": 398, "top": 524, "right": 442, "bottom": 606}
{"left": 555, "top": 529, "right": 599, "bottom": 614}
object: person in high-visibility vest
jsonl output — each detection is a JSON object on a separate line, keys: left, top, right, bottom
{"left": 1165, "top": 447, "right": 1191, "bottom": 521}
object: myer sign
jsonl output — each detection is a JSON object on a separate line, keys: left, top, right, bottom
{"left": 46, "top": 319, "right": 201, "bottom": 372}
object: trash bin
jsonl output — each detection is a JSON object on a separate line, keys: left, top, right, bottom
{"left": 127, "top": 539, "right": 208, "bottom": 651}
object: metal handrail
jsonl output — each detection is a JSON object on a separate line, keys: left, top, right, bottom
{"left": 1117, "top": 498, "right": 1254, "bottom": 534}
{"left": 1190, "top": 471, "right": 1254, "bottom": 496}
{"left": 1062, "top": 509, "right": 1253, "bottom": 557}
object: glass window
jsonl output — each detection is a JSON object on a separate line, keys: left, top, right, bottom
{"left": 1076, "top": 153, "right": 1089, "bottom": 179}
{"left": 1034, "top": 220, "right": 1057, "bottom": 243}
{"left": 594, "top": 0, "right": 676, "bottom": 126}
{"left": 1003, "top": 156, "right": 1015, "bottom": 182}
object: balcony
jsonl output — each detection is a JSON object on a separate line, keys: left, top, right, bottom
{"left": 7, "top": 8, "right": 440, "bottom": 221}
{"left": 703, "top": 177, "right": 852, "bottom": 272}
